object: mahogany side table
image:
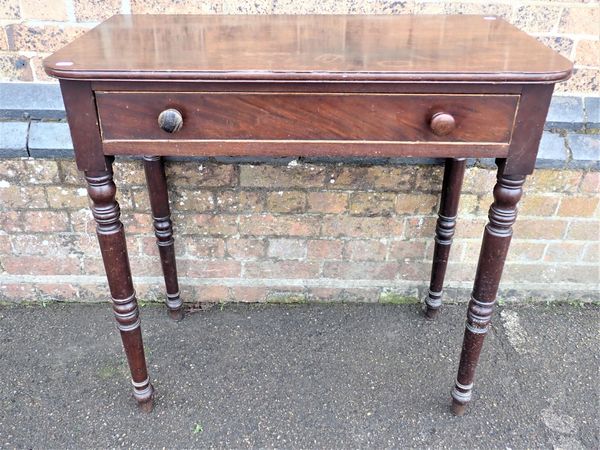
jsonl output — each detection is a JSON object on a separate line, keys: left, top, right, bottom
{"left": 43, "top": 14, "right": 572, "bottom": 415}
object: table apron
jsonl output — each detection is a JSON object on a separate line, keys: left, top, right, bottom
{"left": 101, "top": 140, "right": 510, "bottom": 158}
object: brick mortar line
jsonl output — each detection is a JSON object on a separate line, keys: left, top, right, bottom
{"left": 560, "top": 89, "right": 600, "bottom": 97}
{"left": 1, "top": 235, "right": 595, "bottom": 244}
{"left": 475, "top": 1, "right": 598, "bottom": 8}
{"left": 552, "top": 5, "right": 563, "bottom": 35}
{"left": 532, "top": 31, "right": 600, "bottom": 41}
{"left": 574, "top": 64, "right": 600, "bottom": 70}
{"left": 65, "top": 0, "right": 76, "bottom": 23}
{"left": 1, "top": 207, "right": 598, "bottom": 220}
{"left": 4, "top": 254, "right": 596, "bottom": 265}
{"left": 1, "top": 230, "right": 599, "bottom": 238}
{"left": 16, "top": 185, "right": 599, "bottom": 194}
{"left": 1, "top": 274, "right": 598, "bottom": 292}
{"left": 0, "top": 191, "right": 595, "bottom": 199}
{"left": 1, "top": 260, "right": 598, "bottom": 268}
{"left": 121, "top": 0, "right": 132, "bottom": 15}
{"left": 2, "top": 231, "right": 597, "bottom": 245}
{"left": 6, "top": 19, "right": 97, "bottom": 28}
{"left": 0, "top": 212, "right": 579, "bottom": 221}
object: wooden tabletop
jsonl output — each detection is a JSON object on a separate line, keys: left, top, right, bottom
{"left": 44, "top": 14, "right": 572, "bottom": 83}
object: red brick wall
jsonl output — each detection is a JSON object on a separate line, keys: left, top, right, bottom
{"left": 1, "top": 159, "right": 598, "bottom": 304}
{"left": 1, "top": 1, "right": 598, "bottom": 303}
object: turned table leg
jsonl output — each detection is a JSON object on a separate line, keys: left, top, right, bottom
{"left": 85, "top": 157, "right": 154, "bottom": 412}
{"left": 143, "top": 156, "right": 183, "bottom": 321}
{"left": 425, "top": 158, "right": 466, "bottom": 319}
{"left": 451, "top": 159, "right": 525, "bottom": 415}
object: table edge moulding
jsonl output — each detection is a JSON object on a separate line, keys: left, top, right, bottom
{"left": 42, "top": 14, "right": 573, "bottom": 416}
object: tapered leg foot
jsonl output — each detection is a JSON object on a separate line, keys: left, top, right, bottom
{"left": 138, "top": 397, "right": 154, "bottom": 413}
{"left": 451, "top": 159, "right": 526, "bottom": 413}
{"left": 132, "top": 378, "right": 154, "bottom": 411}
{"left": 166, "top": 291, "right": 183, "bottom": 321}
{"left": 425, "top": 158, "right": 466, "bottom": 319}
{"left": 451, "top": 399, "right": 467, "bottom": 416}
{"left": 143, "top": 156, "right": 183, "bottom": 321}
{"left": 168, "top": 303, "right": 184, "bottom": 322}
{"left": 424, "top": 301, "right": 440, "bottom": 320}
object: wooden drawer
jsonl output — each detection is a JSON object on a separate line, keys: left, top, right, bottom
{"left": 96, "top": 92, "right": 519, "bottom": 158}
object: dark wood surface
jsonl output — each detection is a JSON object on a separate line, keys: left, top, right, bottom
{"left": 84, "top": 157, "right": 154, "bottom": 412}
{"left": 59, "top": 81, "right": 107, "bottom": 171}
{"left": 143, "top": 156, "right": 183, "bottom": 321}
{"left": 44, "top": 14, "right": 572, "bottom": 83}
{"left": 96, "top": 92, "right": 518, "bottom": 142}
{"left": 45, "top": 14, "right": 572, "bottom": 415}
{"left": 426, "top": 158, "right": 466, "bottom": 319}
{"left": 504, "top": 84, "right": 555, "bottom": 175}
{"left": 451, "top": 159, "right": 526, "bottom": 416}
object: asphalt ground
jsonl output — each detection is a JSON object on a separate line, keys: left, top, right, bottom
{"left": 0, "top": 302, "right": 598, "bottom": 449}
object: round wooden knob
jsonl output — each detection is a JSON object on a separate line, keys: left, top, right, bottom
{"left": 430, "top": 112, "right": 456, "bottom": 136}
{"left": 158, "top": 108, "right": 183, "bottom": 133}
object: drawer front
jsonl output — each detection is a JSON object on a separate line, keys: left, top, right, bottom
{"left": 96, "top": 92, "right": 518, "bottom": 144}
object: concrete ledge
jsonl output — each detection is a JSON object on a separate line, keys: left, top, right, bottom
{"left": 536, "top": 131, "right": 568, "bottom": 168}
{"left": 0, "top": 274, "right": 598, "bottom": 304}
{"left": 545, "top": 96, "right": 584, "bottom": 130}
{"left": 28, "top": 121, "right": 74, "bottom": 157}
{"left": 0, "top": 122, "right": 28, "bottom": 157}
{"left": 568, "top": 134, "right": 600, "bottom": 169}
{"left": 584, "top": 97, "right": 599, "bottom": 129}
{"left": 0, "top": 83, "right": 65, "bottom": 120}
